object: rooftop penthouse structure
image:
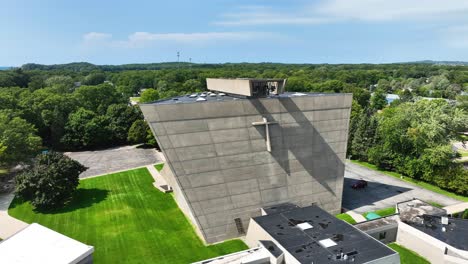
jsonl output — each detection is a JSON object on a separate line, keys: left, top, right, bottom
{"left": 140, "top": 78, "right": 352, "bottom": 243}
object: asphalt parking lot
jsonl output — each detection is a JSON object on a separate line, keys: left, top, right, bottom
{"left": 343, "top": 161, "right": 460, "bottom": 213}
{"left": 65, "top": 145, "right": 161, "bottom": 178}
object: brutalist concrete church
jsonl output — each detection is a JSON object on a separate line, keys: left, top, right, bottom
{"left": 140, "top": 78, "right": 352, "bottom": 244}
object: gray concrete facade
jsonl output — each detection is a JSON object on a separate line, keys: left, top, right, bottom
{"left": 140, "top": 93, "right": 352, "bottom": 243}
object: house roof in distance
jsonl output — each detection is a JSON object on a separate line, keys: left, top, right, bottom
{"left": 0, "top": 223, "right": 94, "bottom": 264}
{"left": 252, "top": 205, "right": 397, "bottom": 264}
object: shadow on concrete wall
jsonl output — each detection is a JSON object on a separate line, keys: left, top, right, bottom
{"left": 249, "top": 97, "right": 347, "bottom": 197}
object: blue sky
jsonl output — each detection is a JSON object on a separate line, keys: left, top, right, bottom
{"left": 2, "top": 0, "right": 468, "bottom": 66}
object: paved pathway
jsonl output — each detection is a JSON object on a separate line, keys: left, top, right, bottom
{"left": 65, "top": 145, "right": 161, "bottom": 178}
{"left": 343, "top": 161, "right": 460, "bottom": 214}
{"left": 0, "top": 193, "right": 28, "bottom": 239}
{"left": 443, "top": 202, "right": 468, "bottom": 215}
{"left": 346, "top": 211, "right": 367, "bottom": 223}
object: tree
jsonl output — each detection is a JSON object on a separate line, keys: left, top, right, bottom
{"left": 106, "top": 104, "right": 141, "bottom": 144}
{"left": 15, "top": 152, "right": 87, "bottom": 209}
{"left": 140, "top": 88, "right": 160, "bottom": 103}
{"left": 83, "top": 72, "right": 106, "bottom": 85}
{"left": 44, "top": 76, "right": 75, "bottom": 92}
{"left": 351, "top": 112, "right": 378, "bottom": 161}
{"left": 127, "top": 120, "right": 148, "bottom": 144}
{"left": 0, "top": 111, "right": 42, "bottom": 165}
{"left": 61, "top": 108, "right": 111, "bottom": 149}
{"left": 75, "top": 83, "right": 125, "bottom": 114}
{"left": 370, "top": 89, "right": 387, "bottom": 111}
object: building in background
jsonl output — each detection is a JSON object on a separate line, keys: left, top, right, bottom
{"left": 140, "top": 78, "right": 352, "bottom": 243}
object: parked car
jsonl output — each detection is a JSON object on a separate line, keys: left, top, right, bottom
{"left": 351, "top": 179, "right": 368, "bottom": 189}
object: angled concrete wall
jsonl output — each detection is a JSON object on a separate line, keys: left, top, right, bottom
{"left": 141, "top": 94, "right": 352, "bottom": 243}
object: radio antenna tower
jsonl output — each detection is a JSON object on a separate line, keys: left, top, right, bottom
{"left": 177, "top": 51, "right": 180, "bottom": 69}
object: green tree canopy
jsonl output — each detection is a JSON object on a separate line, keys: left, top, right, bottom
{"left": 15, "top": 151, "right": 87, "bottom": 209}
{"left": 0, "top": 111, "right": 42, "bottom": 165}
{"left": 140, "top": 88, "right": 160, "bottom": 103}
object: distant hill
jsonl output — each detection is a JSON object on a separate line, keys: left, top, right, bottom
{"left": 19, "top": 60, "right": 468, "bottom": 72}
{"left": 21, "top": 62, "right": 198, "bottom": 72}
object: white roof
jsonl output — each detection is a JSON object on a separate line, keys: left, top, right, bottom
{"left": 0, "top": 223, "right": 94, "bottom": 264}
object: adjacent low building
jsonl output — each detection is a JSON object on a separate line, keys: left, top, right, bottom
{"left": 194, "top": 205, "right": 400, "bottom": 264}
{"left": 0, "top": 223, "right": 94, "bottom": 264}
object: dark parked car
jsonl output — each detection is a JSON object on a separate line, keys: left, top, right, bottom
{"left": 351, "top": 179, "right": 368, "bottom": 189}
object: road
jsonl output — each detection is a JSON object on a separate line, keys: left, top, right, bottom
{"left": 342, "top": 161, "right": 460, "bottom": 213}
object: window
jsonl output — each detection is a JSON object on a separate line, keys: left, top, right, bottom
{"left": 379, "top": 232, "right": 387, "bottom": 240}
{"left": 234, "top": 218, "right": 245, "bottom": 235}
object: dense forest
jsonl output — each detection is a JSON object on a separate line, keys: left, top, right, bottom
{"left": 0, "top": 62, "right": 467, "bottom": 194}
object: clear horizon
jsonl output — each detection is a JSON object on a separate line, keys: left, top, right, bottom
{"left": 3, "top": 0, "right": 468, "bottom": 66}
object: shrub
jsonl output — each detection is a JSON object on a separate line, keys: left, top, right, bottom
{"left": 15, "top": 152, "right": 87, "bottom": 209}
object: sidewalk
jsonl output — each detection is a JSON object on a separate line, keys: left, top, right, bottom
{"left": 443, "top": 202, "right": 468, "bottom": 215}
{"left": 146, "top": 164, "right": 172, "bottom": 193}
{"left": 0, "top": 193, "right": 28, "bottom": 239}
{"left": 346, "top": 210, "right": 367, "bottom": 223}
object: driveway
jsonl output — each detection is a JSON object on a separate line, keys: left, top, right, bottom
{"left": 65, "top": 145, "right": 161, "bottom": 178}
{"left": 343, "top": 161, "right": 460, "bottom": 213}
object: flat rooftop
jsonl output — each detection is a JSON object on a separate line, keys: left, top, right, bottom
{"left": 397, "top": 199, "right": 446, "bottom": 223}
{"left": 0, "top": 223, "right": 94, "bottom": 264}
{"left": 262, "top": 202, "right": 300, "bottom": 215}
{"left": 405, "top": 215, "right": 468, "bottom": 251}
{"left": 252, "top": 205, "right": 397, "bottom": 263}
{"left": 145, "top": 92, "right": 350, "bottom": 105}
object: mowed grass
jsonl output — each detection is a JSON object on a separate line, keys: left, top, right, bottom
{"left": 349, "top": 160, "right": 468, "bottom": 202}
{"left": 388, "top": 243, "right": 430, "bottom": 264}
{"left": 335, "top": 213, "right": 357, "bottom": 224}
{"left": 363, "top": 207, "right": 396, "bottom": 218}
{"left": 9, "top": 168, "right": 247, "bottom": 263}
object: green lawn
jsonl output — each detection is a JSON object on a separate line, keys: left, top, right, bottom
{"left": 388, "top": 243, "right": 430, "bottom": 264}
{"left": 155, "top": 163, "right": 164, "bottom": 172}
{"left": 9, "top": 168, "right": 247, "bottom": 263}
{"left": 335, "top": 213, "right": 357, "bottom": 224}
{"left": 427, "top": 201, "right": 444, "bottom": 208}
{"left": 363, "top": 207, "right": 396, "bottom": 219}
{"left": 350, "top": 160, "right": 468, "bottom": 202}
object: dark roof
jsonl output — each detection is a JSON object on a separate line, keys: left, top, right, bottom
{"left": 144, "top": 92, "right": 351, "bottom": 105}
{"left": 404, "top": 215, "right": 468, "bottom": 251}
{"left": 252, "top": 205, "right": 397, "bottom": 264}
{"left": 259, "top": 240, "right": 283, "bottom": 258}
{"left": 262, "top": 203, "right": 300, "bottom": 215}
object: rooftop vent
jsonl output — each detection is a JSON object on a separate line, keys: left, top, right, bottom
{"left": 319, "top": 238, "right": 337, "bottom": 248}
{"left": 441, "top": 216, "right": 449, "bottom": 225}
{"left": 297, "top": 222, "right": 313, "bottom": 231}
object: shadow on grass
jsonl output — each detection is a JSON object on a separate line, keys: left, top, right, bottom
{"left": 10, "top": 188, "right": 109, "bottom": 214}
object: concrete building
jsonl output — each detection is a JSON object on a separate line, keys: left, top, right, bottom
{"left": 194, "top": 205, "right": 400, "bottom": 264}
{"left": 0, "top": 223, "right": 94, "bottom": 264}
{"left": 140, "top": 78, "right": 352, "bottom": 243}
